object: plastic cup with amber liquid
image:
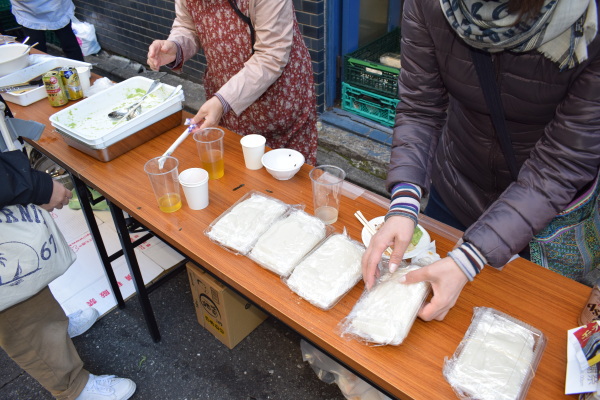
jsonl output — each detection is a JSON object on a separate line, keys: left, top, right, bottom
{"left": 144, "top": 156, "right": 182, "bottom": 213}
{"left": 193, "top": 128, "right": 225, "bottom": 179}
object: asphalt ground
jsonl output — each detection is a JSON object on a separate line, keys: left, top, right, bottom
{"left": 0, "top": 268, "right": 350, "bottom": 400}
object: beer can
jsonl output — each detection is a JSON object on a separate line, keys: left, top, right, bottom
{"left": 60, "top": 67, "right": 84, "bottom": 100}
{"left": 43, "top": 71, "right": 69, "bottom": 107}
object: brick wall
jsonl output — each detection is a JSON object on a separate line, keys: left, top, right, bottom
{"left": 73, "top": 0, "right": 326, "bottom": 113}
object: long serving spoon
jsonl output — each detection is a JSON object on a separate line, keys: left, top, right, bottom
{"left": 157, "top": 117, "right": 195, "bottom": 169}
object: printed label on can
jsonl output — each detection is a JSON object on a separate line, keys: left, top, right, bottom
{"left": 43, "top": 71, "right": 68, "bottom": 107}
{"left": 60, "top": 67, "right": 83, "bottom": 100}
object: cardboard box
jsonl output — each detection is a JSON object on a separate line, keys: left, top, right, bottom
{"left": 186, "top": 263, "right": 267, "bottom": 349}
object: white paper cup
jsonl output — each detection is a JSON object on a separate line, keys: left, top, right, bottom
{"left": 179, "top": 168, "right": 209, "bottom": 210}
{"left": 240, "top": 134, "right": 266, "bottom": 170}
{"left": 76, "top": 66, "right": 91, "bottom": 95}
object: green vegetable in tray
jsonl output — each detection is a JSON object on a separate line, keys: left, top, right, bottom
{"left": 411, "top": 225, "right": 423, "bottom": 247}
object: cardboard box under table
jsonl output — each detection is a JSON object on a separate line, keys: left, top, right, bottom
{"left": 186, "top": 263, "right": 267, "bottom": 349}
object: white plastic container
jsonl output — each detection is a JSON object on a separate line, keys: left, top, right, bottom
{"left": 443, "top": 307, "right": 546, "bottom": 400}
{"left": 0, "top": 55, "right": 92, "bottom": 106}
{"left": 49, "top": 77, "right": 184, "bottom": 161}
{"left": 50, "top": 76, "right": 184, "bottom": 147}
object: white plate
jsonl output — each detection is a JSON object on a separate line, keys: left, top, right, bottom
{"left": 361, "top": 216, "right": 430, "bottom": 259}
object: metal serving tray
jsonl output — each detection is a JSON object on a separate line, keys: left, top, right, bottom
{"left": 56, "top": 110, "right": 183, "bottom": 162}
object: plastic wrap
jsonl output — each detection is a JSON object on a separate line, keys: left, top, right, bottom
{"left": 300, "top": 340, "right": 392, "bottom": 400}
{"left": 285, "top": 232, "right": 365, "bottom": 310}
{"left": 410, "top": 241, "right": 441, "bottom": 266}
{"left": 443, "top": 307, "right": 546, "bottom": 400}
{"left": 339, "top": 265, "right": 430, "bottom": 346}
{"left": 248, "top": 209, "right": 328, "bottom": 277}
{"left": 205, "top": 191, "right": 288, "bottom": 254}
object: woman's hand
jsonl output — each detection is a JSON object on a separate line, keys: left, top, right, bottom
{"left": 40, "top": 180, "right": 72, "bottom": 212}
{"left": 190, "top": 96, "right": 224, "bottom": 131}
{"left": 147, "top": 40, "right": 177, "bottom": 71}
{"left": 402, "top": 257, "right": 468, "bottom": 321}
{"left": 362, "top": 215, "right": 416, "bottom": 289}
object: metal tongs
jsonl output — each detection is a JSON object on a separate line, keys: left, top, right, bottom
{"left": 111, "top": 80, "right": 162, "bottom": 125}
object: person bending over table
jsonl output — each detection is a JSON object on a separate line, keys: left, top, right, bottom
{"left": 147, "top": 0, "right": 318, "bottom": 165}
{"left": 363, "top": 0, "right": 600, "bottom": 321}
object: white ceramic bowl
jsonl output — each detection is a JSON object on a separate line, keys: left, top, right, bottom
{"left": 0, "top": 44, "right": 31, "bottom": 77}
{"left": 261, "top": 148, "right": 305, "bottom": 180}
{"left": 361, "top": 216, "right": 431, "bottom": 259}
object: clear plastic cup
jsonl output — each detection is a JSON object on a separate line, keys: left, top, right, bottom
{"left": 144, "top": 156, "right": 182, "bottom": 213}
{"left": 193, "top": 128, "right": 225, "bottom": 179}
{"left": 309, "top": 165, "right": 346, "bottom": 224}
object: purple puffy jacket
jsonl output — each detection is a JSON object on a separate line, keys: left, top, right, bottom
{"left": 388, "top": 0, "right": 600, "bottom": 267}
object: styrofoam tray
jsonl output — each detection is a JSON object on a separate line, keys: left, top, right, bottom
{"left": 49, "top": 76, "right": 184, "bottom": 149}
{"left": 0, "top": 54, "right": 92, "bottom": 106}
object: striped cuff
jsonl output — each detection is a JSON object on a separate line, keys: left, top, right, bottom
{"left": 166, "top": 42, "right": 184, "bottom": 70}
{"left": 214, "top": 93, "right": 231, "bottom": 115}
{"left": 385, "top": 183, "right": 422, "bottom": 226}
{"left": 448, "top": 242, "right": 487, "bottom": 281}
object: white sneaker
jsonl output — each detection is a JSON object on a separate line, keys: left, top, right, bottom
{"left": 75, "top": 374, "right": 136, "bottom": 400}
{"left": 67, "top": 308, "right": 100, "bottom": 338}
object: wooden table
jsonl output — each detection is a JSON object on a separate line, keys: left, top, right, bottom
{"left": 9, "top": 91, "right": 590, "bottom": 399}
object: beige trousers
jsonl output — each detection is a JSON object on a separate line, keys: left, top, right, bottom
{"left": 0, "top": 287, "right": 89, "bottom": 399}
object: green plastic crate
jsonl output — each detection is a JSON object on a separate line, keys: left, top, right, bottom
{"left": 0, "top": 0, "right": 10, "bottom": 12}
{"left": 343, "top": 28, "right": 401, "bottom": 98}
{"left": 341, "top": 82, "right": 399, "bottom": 127}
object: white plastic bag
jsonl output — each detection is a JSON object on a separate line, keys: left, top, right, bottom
{"left": 300, "top": 340, "right": 391, "bottom": 400}
{"left": 71, "top": 17, "right": 101, "bottom": 56}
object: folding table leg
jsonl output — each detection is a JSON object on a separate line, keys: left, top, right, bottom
{"left": 72, "top": 176, "right": 125, "bottom": 308}
{"left": 108, "top": 202, "right": 161, "bottom": 342}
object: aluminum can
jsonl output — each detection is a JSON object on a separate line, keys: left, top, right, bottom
{"left": 43, "top": 71, "right": 68, "bottom": 107}
{"left": 60, "top": 67, "right": 84, "bottom": 100}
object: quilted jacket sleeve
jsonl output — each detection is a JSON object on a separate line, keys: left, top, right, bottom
{"left": 464, "top": 52, "right": 600, "bottom": 267}
{"left": 386, "top": 0, "right": 448, "bottom": 195}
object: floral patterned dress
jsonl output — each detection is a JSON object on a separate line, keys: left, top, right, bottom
{"left": 185, "top": 0, "right": 318, "bottom": 165}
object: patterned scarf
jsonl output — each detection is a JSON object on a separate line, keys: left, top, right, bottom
{"left": 440, "top": 0, "right": 598, "bottom": 69}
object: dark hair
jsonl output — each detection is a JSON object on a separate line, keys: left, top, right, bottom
{"left": 508, "top": 0, "right": 546, "bottom": 21}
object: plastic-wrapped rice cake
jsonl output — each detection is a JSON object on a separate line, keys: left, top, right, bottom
{"left": 341, "top": 266, "right": 429, "bottom": 345}
{"left": 249, "top": 210, "right": 327, "bottom": 277}
{"left": 206, "top": 193, "right": 287, "bottom": 254}
{"left": 444, "top": 308, "right": 539, "bottom": 400}
{"left": 286, "top": 234, "right": 364, "bottom": 310}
